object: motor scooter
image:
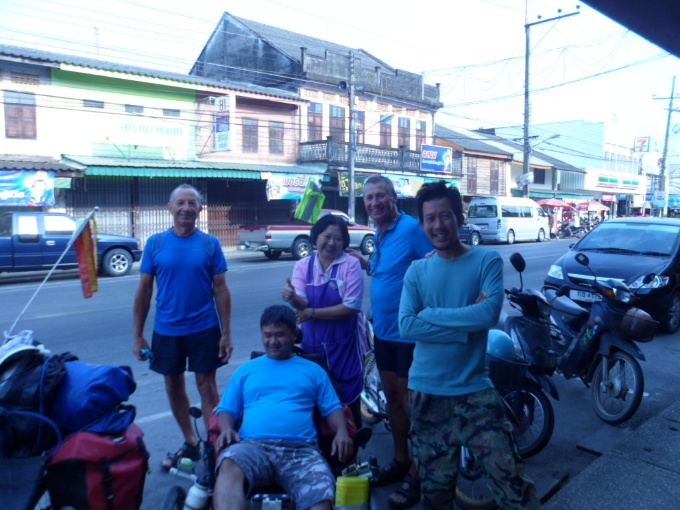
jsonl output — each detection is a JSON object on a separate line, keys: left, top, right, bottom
{"left": 543, "top": 252, "right": 658, "bottom": 424}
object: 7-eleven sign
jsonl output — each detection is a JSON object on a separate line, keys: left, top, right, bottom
{"left": 634, "top": 137, "right": 650, "bottom": 152}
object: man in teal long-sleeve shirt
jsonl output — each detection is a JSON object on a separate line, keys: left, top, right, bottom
{"left": 399, "top": 181, "right": 540, "bottom": 510}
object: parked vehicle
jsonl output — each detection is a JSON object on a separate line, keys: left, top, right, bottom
{"left": 466, "top": 196, "right": 550, "bottom": 244}
{"left": 238, "top": 209, "right": 375, "bottom": 260}
{"left": 556, "top": 222, "right": 588, "bottom": 239}
{"left": 0, "top": 211, "right": 142, "bottom": 277}
{"left": 544, "top": 217, "right": 680, "bottom": 333}
{"left": 460, "top": 221, "right": 483, "bottom": 246}
{"left": 544, "top": 252, "right": 657, "bottom": 424}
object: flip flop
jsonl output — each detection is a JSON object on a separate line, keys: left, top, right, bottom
{"left": 388, "top": 474, "right": 421, "bottom": 509}
{"left": 370, "top": 458, "right": 410, "bottom": 487}
{"left": 161, "top": 441, "right": 201, "bottom": 472}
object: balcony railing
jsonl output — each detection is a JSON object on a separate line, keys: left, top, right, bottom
{"left": 299, "top": 138, "right": 423, "bottom": 172}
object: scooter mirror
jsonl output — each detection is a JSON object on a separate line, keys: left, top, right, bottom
{"left": 189, "top": 406, "right": 203, "bottom": 419}
{"left": 575, "top": 253, "right": 590, "bottom": 266}
{"left": 510, "top": 253, "right": 525, "bottom": 273}
{"left": 643, "top": 273, "right": 655, "bottom": 285}
{"left": 556, "top": 285, "right": 570, "bottom": 297}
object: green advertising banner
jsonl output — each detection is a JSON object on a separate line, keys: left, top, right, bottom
{"left": 338, "top": 173, "right": 461, "bottom": 198}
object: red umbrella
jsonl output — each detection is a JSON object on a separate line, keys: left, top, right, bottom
{"left": 536, "top": 198, "right": 576, "bottom": 210}
{"left": 577, "top": 201, "right": 609, "bottom": 212}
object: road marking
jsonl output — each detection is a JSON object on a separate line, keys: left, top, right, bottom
{"left": 135, "top": 410, "right": 175, "bottom": 424}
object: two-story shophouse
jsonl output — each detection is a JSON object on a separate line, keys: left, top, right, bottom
{"left": 434, "top": 125, "right": 587, "bottom": 203}
{"left": 190, "top": 13, "right": 445, "bottom": 222}
{"left": 492, "top": 120, "right": 646, "bottom": 216}
{"left": 0, "top": 44, "right": 322, "bottom": 246}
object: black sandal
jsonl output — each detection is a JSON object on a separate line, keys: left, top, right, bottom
{"left": 388, "top": 474, "right": 421, "bottom": 509}
{"left": 370, "top": 458, "right": 410, "bottom": 487}
{"left": 161, "top": 441, "right": 201, "bottom": 472}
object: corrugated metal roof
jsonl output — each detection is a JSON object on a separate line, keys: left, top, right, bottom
{"left": 0, "top": 44, "right": 302, "bottom": 101}
{"left": 0, "top": 155, "right": 84, "bottom": 174}
{"left": 435, "top": 125, "right": 513, "bottom": 157}
{"left": 436, "top": 124, "right": 585, "bottom": 173}
{"left": 62, "top": 156, "right": 326, "bottom": 178}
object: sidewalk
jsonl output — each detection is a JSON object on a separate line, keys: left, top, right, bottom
{"left": 543, "top": 396, "right": 680, "bottom": 509}
{"left": 362, "top": 395, "right": 680, "bottom": 509}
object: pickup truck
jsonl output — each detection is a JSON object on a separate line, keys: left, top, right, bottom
{"left": 0, "top": 211, "right": 142, "bottom": 277}
{"left": 239, "top": 209, "right": 375, "bottom": 260}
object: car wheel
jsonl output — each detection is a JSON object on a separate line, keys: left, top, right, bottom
{"left": 470, "top": 232, "right": 480, "bottom": 246}
{"left": 103, "top": 248, "right": 132, "bottom": 277}
{"left": 662, "top": 291, "right": 680, "bottom": 333}
{"left": 292, "top": 237, "right": 312, "bottom": 260}
{"left": 537, "top": 229, "right": 546, "bottom": 242}
{"left": 507, "top": 230, "right": 515, "bottom": 244}
{"left": 360, "top": 235, "right": 375, "bottom": 255}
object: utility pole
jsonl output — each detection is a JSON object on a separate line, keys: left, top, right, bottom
{"left": 655, "top": 76, "right": 679, "bottom": 216}
{"left": 347, "top": 52, "right": 357, "bottom": 220}
{"left": 523, "top": 8, "right": 579, "bottom": 198}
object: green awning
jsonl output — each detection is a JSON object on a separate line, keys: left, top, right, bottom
{"left": 525, "top": 190, "right": 594, "bottom": 200}
{"left": 85, "top": 166, "right": 260, "bottom": 179}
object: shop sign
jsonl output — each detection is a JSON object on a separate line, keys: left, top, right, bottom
{"left": 0, "top": 170, "right": 55, "bottom": 207}
{"left": 261, "top": 172, "right": 321, "bottom": 200}
{"left": 420, "top": 145, "right": 453, "bottom": 173}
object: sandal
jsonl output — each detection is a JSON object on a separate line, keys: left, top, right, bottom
{"left": 370, "top": 458, "right": 410, "bottom": 487}
{"left": 161, "top": 441, "right": 201, "bottom": 472}
{"left": 388, "top": 474, "right": 421, "bottom": 509}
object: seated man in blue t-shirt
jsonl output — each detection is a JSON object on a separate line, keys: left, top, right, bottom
{"left": 213, "top": 305, "right": 353, "bottom": 510}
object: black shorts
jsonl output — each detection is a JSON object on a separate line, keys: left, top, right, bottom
{"left": 374, "top": 336, "right": 415, "bottom": 379}
{"left": 150, "top": 324, "right": 224, "bottom": 375}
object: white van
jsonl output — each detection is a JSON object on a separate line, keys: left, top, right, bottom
{"left": 467, "top": 196, "right": 550, "bottom": 244}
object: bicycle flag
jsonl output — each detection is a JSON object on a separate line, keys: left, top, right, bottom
{"left": 294, "top": 177, "right": 325, "bottom": 224}
{"left": 71, "top": 208, "right": 99, "bottom": 298}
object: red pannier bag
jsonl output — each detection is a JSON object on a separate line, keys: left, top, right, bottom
{"left": 44, "top": 423, "right": 149, "bottom": 510}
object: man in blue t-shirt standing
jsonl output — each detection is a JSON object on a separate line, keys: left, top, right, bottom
{"left": 350, "top": 175, "right": 433, "bottom": 508}
{"left": 213, "top": 305, "right": 352, "bottom": 510}
{"left": 133, "top": 183, "right": 232, "bottom": 471}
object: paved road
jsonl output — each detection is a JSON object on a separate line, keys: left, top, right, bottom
{"left": 2, "top": 241, "right": 678, "bottom": 508}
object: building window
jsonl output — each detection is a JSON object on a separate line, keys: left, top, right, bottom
{"left": 242, "top": 118, "right": 258, "bottom": 153}
{"left": 125, "top": 104, "right": 144, "bottom": 114}
{"left": 308, "top": 102, "right": 322, "bottom": 141}
{"left": 416, "top": 120, "right": 426, "bottom": 150}
{"left": 269, "top": 121, "right": 284, "bottom": 155}
{"left": 163, "top": 108, "right": 180, "bottom": 117}
{"left": 329, "top": 105, "right": 346, "bottom": 142}
{"left": 380, "top": 114, "right": 393, "bottom": 147}
{"left": 398, "top": 117, "right": 410, "bottom": 149}
{"left": 83, "top": 99, "right": 104, "bottom": 109}
{"left": 4, "top": 90, "right": 36, "bottom": 139}
{"left": 533, "top": 168, "right": 545, "bottom": 184}
{"left": 466, "top": 157, "right": 477, "bottom": 194}
{"left": 355, "top": 111, "right": 365, "bottom": 145}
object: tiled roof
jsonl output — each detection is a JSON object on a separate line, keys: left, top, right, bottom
{"left": 232, "top": 16, "right": 393, "bottom": 72}
{"left": 0, "top": 44, "right": 301, "bottom": 101}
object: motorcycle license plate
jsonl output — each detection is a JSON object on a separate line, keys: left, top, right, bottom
{"left": 571, "top": 290, "right": 602, "bottom": 303}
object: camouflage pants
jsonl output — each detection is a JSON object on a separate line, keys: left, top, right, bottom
{"left": 410, "top": 388, "right": 541, "bottom": 510}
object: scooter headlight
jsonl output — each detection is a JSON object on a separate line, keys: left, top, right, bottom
{"left": 629, "top": 275, "right": 669, "bottom": 290}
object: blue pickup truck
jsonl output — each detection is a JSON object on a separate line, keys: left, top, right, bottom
{"left": 0, "top": 211, "right": 142, "bottom": 277}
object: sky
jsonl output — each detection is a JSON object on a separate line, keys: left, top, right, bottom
{"left": 1, "top": 0, "right": 679, "bottom": 162}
